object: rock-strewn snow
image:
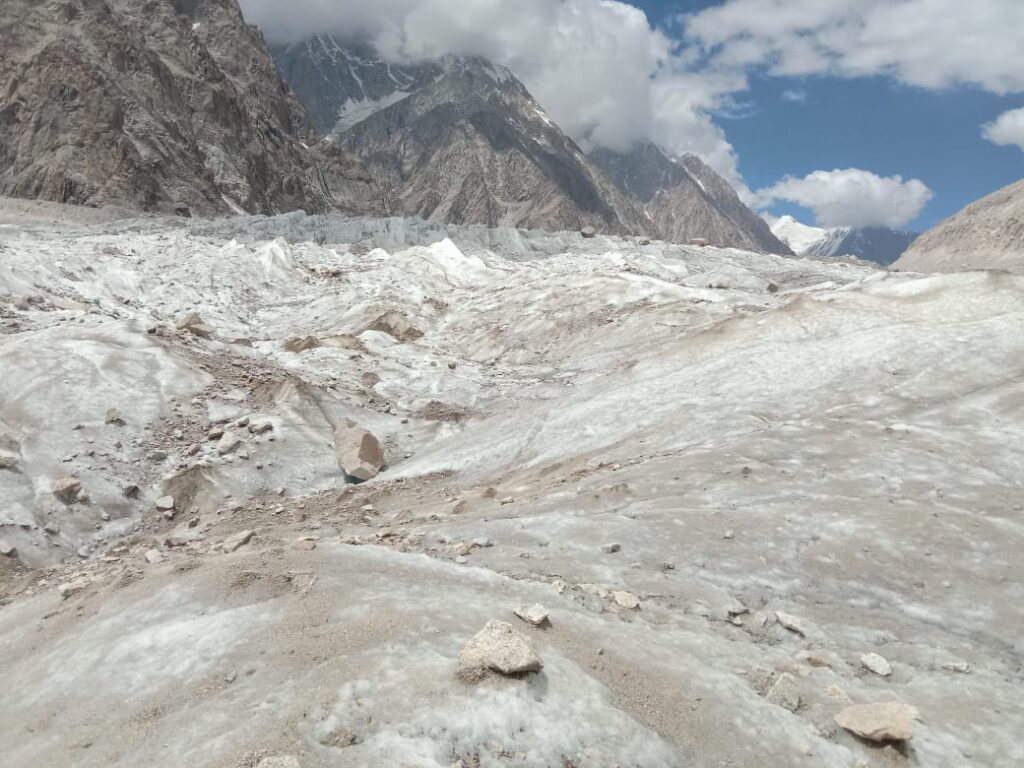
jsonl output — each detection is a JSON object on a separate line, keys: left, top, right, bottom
{"left": 1, "top": 200, "right": 1022, "bottom": 768}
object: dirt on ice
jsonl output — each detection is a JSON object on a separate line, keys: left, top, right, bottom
{"left": 0, "top": 200, "right": 1022, "bottom": 768}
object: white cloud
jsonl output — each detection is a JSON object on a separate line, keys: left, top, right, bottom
{"left": 239, "top": 0, "right": 748, "bottom": 187}
{"left": 781, "top": 89, "right": 807, "bottom": 103}
{"left": 756, "top": 169, "right": 933, "bottom": 228}
{"left": 684, "top": 0, "right": 1024, "bottom": 93}
{"left": 982, "top": 107, "right": 1024, "bottom": 151}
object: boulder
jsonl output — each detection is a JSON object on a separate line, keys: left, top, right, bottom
{"left": 860, "top": 652, "right": 893, "bottom": 677}
{"left": 155, "top": 495, "right": 175, "bottom": 512}
{"left": 457, "top": 619, "right": 543, "bottom": 681}
{"left": 52, "top": 476, "right": 82, "bottom": 502}
{"left": 216, "top": 431, "right": 242, "bottom": 455}
{"left": 284, "top": 336, "right": 320, "bottom": 353}
{"left": 334, "top": 420, "right": 385, "bottom": 481}
{"left": 364, "top": 311, "right": 423, "bottom": 342}
{"left": 612, "top": 590, "right": 641, "bottom": 609}
{"left": 834, "top": 702, "right": 919, "bottom": 742}
{"left": 766, "top": 672, "right": 801, "bottom": 712}
{"left": 176, "top": 312, "right": 214, "bottom": 338}
{"left": 580, "top": 226, "right": 597, "bottom": 238}
{"left": 58, "top": 577, "right": 91, "bottom": 599}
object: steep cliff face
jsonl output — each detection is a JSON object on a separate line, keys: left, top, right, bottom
{"left": 591, "top": 143, "right": 792, "bottom": 254}
{"left": 272, "top": 36, "right": 443, "bottom": 136}
{"left": 0, "top": 0, "right": 385, "bottom": 216}
{"left": 334, "top": 56, "right": 653, "bottom": 234}
{"left": 896, "top": 177, "right": 1024, "bottom": 274}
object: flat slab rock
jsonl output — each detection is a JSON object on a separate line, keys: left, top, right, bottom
{"left": 834, "top": 701, "right": 919, "bottom": 742}
{"left": 457, "top": 619, "right": 543, "bottom": 681}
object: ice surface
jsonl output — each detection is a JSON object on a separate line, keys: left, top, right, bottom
{"left": 1, "top": 203, "right": 1022, "bottom": 767}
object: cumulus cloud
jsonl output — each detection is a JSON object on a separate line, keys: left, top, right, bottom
{"left": 982, "top": 107, "right": 1024, "bottom": 151}
{"left": 239, "top": 0, "right": 749, "bottom": 186}
{"left": 684, "top": 0, "right": 1024, "bottom": 93}
{"left": 238, "top": 0, "right": 1020, "bottom": 216}
{"left": 756, "top": 169, "right": 933, "bottom": 228}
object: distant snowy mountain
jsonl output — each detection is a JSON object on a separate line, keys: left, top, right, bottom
{"left": 771, "top": 215, "right": 918, "bottom": 265}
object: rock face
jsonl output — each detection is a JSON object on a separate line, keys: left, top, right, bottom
{"left": 834, "top": 702, "right": 919, "bottom": 742}
{"left": 272, "top": 40, "right": 652, "bottom": 236}
{"left": 272, "top": 37, "right": 443, "bottom": 136}
{"left": 590, "top": 142, "right": 792, "bottom": 254}
{"left": 0, "top": 0, "right": 385, "bottom": 217}
{"left": 334, "top": 420, "right": 385, "bottom": 481}
{"left": 457, "top": 619, "right": 543, "bottom": 681}
{"left": 895, "top": 177, "right": 1024, "bottom": 274}
{"left": 771, "top": 215, "right": 919, "bottom": 265}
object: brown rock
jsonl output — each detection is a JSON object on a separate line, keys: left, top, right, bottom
{"left": 52, "top": 476, "right": 82, "bottom": 502}
{"left": 334, "top": 419, "right": 385, "bottom": 481}
{"left": 364, "top": 311, "right": 423, "bottom": 342}
{"left": 835, "top": 702, "right": 919, "bottom": 742}
{"left": 176, "top": 313, "right": 214, "bottom": 338}
{"left": 284, "top": 336, "right": 320, "bottom": 353}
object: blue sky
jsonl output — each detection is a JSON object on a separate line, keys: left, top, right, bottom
{"left": 629, "top": 0, "right": 1024, "bottom": 230}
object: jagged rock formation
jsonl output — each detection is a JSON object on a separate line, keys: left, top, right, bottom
{"left": 771, "top": 215, "right": 918, "bottom": 265}
{"left": 0, "top": 0, "right": 385, "bottom": 216}
{"left": 895, "top": 177, "right": 1024, "bottom": 274}
{"left": 272, "top": 38, "right": 652, "bottom": 235}
{"left": 272, "top": 36, "right": 443, "bottom": 136}
{"left": 590, "top": 142, "right": 792, "bottom": 254}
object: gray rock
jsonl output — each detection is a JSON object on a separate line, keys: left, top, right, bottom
{"left": 775, "top": 611, "right": 809, "bottom": 637}
{"left": 0, "top": 539, "right": 16, "bottom": 558}
{"left": 223, "top": 529, "right": 254, "bottom": 553}
{"left": 216, "top": 431, "right": 242, "bottom": 455}
{"left": 155, "top": 496, "right": 175, "bottom": 512}
{"left": 176, "top": 313, "right": 214, "bottom": 339}
{"left": 457, "top": 619, "right": 543, "bottom": 681}
{"left": 104, "top": 408, "right": 126, "bottom": 425}
{"left": 513, "top": 604, "right": 550, "bottom": 627}
{"left": 860, "top": 652, "right": 893, "bottom": 677}
{"left": 766, "top": 672, "right": 801, "bottom": 712}
{"left": 834, "top": 702, "right": 919, "bottom": 742}
{"left": 58, "top": 577, "right": 90, "bottom": 599}
{"left": 601, "top": 542, "right": 622, "bottom": 554}
{"left": 143, "top": 549, "right": 164, "bottom": 564}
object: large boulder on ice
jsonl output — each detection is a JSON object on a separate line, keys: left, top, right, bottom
{"left": 334, "top": 419, "right": 385, "bottom": 481}
{"left": 457, "top": 619, "right": 543, "bottom": 681}
{"left": 363, "top": 311, "right": 423, "bottom": 342}
{"left": 834, "top": 702, "right": 919, "bottom": 742}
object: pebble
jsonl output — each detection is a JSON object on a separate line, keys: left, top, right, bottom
{"left": 612, "top": 590, "right": 641, "bottom": 610}
{"left": 513, "top": 604, "right": 550, "bottom": 627}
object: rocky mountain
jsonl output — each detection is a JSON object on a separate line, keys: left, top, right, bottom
{"left": 771, "top": 215, "right": 918, "bottom": 265}
{"left": 895, "top": 177, "right": 1024, "bottom": 274}
{"left": 272, "top": 36, "right": 443, "bottom": 137}
{"left": 590, "top": 142, "right": 792, "bottom": 254}
{"left": 0, "top": 0, "right": 385, "bottom": 217}
{"left": 327, "top": 54, "right": 653, "bottom": 234}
